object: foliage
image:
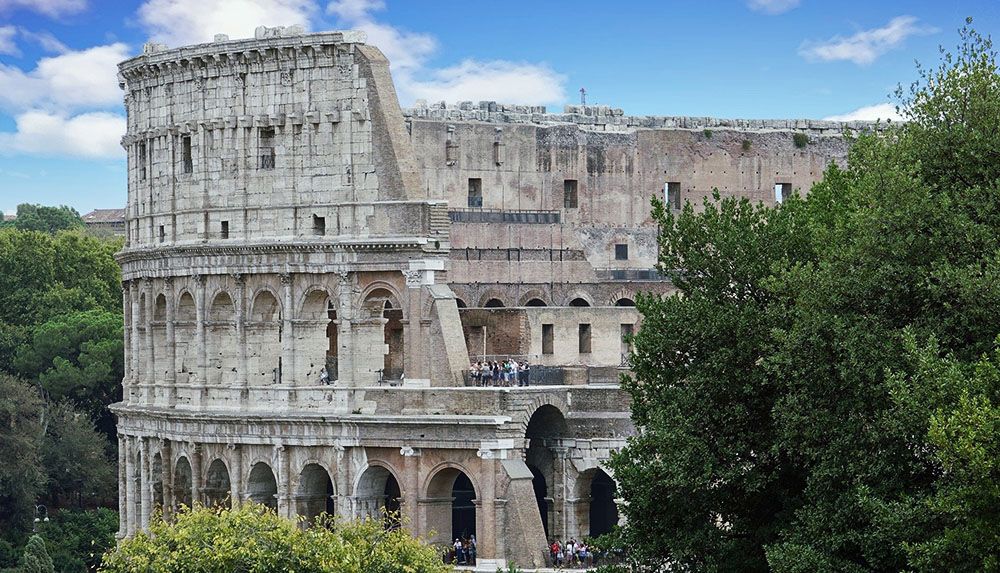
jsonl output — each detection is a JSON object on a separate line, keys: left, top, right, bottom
{"left": 39, "top": 403, "right": 116, "bottom": 509}
{"left": 0, "top": 374, "right": 46, "bottom": 539}
{"left": 792, "top": 132, "right": 809, "bottom": 148}
{"left": 18, "top": 536, "right": 54, "bottom": 573}
{"left": 2, "top": 205, "right": 83, "bottom": 235}
{"left": 99, "top": 504, "right": 448, "bottom": 573}
{"left": 702, "top": 129, "right": 713, "bottom": 139}
{"left": 36, "top": 509, "right": 118, "bottom": 573}
{"left": 741, "top": 139, "right": 752, "bottom": 152}
{"left": 610, "top": 22, "right": 1000, "bottom": 573}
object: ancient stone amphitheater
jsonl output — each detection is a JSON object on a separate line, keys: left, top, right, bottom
{"left": 112, "top": 26, "right": 858, "bottom": 568}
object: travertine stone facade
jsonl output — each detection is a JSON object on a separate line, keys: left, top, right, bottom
{"left": 113, "top": 27, "right": 867, "bottom": 569}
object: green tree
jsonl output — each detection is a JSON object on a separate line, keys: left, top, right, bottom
{"left": 40, "top": 403, "right": 116, "bottom": 509}
{"left": 609, "top": 22, "right": 1000, "bottom": 573}
{"left": 37, "top": 509, "right": 118, "bottom": 573}
{"left": 18, "top": 536, "right": 53, "bottom": 573}
{"left": 0, "top": 374, "right": 46, "bottom": 540}
{"left": 9, "top": 205, "right": 83, "bottom": 235}
{"left": 99, "top": 504, "right": 447, "bottom": 573}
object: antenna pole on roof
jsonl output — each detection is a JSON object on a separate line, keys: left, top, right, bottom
{"left": 580, "top": 87, "right": 587, "bottom": 105}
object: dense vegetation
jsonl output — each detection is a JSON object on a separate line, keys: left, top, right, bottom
{"left": 610, "top": 23, "right": 999, "bottom": 573}
{"left": 99, "top": 504, "right": 448, "bottom": 573}
{"left": 0, "top": 205, "right": 122, "bottom": 572}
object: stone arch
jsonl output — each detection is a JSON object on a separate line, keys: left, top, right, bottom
{"left": 361, "top": 286, "right": 404, "bottom": 381}
{"left": 173, "top": 456, "right": 193, "bottom": 509}
{"left": 153, "top": 293, "right": 167, "bottom": 321}
{"left": 562, "top": 291, "right": 594, "bottom": 307}
{"left": 514, "top": 395, "right": 571, "bottom": 437}
{"left": 455, "top": 298, "right": 467, "bottom": 309}
{"left": 151, "top": 452, "right": 164, "bottom": 513}
{"left": 518, "top": 289, "right": 550, "bottom": 307}
{"left": 296, "top": 287, "right": 335, "bottom": 384}
{"left": 204, "top": 458, "right": 232, "bottom": 508}
{"left": 248, "top": 462, "right": 278, "bottom": 510}
{"left": 153, "top": 294, "right": 168, "bottom": 381}
{"left": 574, "top": 468, "right": 619, "bottom": 539}
{"left": 248, "top": 290, "right": 282, "bottom": 385}
{"left": 353, "top": 463, "right": 402, "bottom": 524}
{"left": 477, "top": 290, "right": 507, "bottom": 308}
{"left": 358, "top": 282, "right": 402, "bottom": 311}
{"left": 484, "top": 298, "right": 505, "bottom": 308}
{"left": 175, "top": 291, "right": 197, "bottom": 377}
{"left": 296, "top": 463, "right": 335, "bottom": 523}
{"left": 525, "top": 298, "right": 548, "bottom": 307}
{"left": 568, "top": 297, "right": 591, "bottom": 307}
{"left": 425, "top": 463, "right": 479, "bottom": 544}
{"left": 607, "top": 288, "right": 637, "bottom": 307}
{"left": 525, "top": 404, "right": 569, "bottom": 540}
{"left": 207, "top": 291, "right": 237, "bottom": 385}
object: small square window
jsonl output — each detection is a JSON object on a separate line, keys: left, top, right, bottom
{"left": 578, "top": 323, "right": 592, "bottom": 354}
{"left": 564, "top": 179, "right": 578, "bottom": 208}
{"left": 666, "top": 182, "right": 681, "bottom": 210}
{"left": 615, "top": 244, "right": 629, "bottom": 260}
{"left": 313, "top": 215, "right": 326, "bottom": 236}
{"left": 468, "top": 178, "right": 483, "bottom": 208}
{"left": 221, "top": 220, "right": 230, "bottom": 239}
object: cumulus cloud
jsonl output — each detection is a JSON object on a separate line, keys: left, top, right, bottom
{"left": 823, "top": 102, "right": 904, "bottom": 122}
{"left": 19, "top": 28, "right": 69, "bottom": 53}
{"left": 800, "top": 16, "right": 936, "bottom": 65}
{"left": 0, "top": 0, "right": 86, "bottom": 17}
{"left": 747, "top": 0, "right": 799, "bottom": 15}
{"left": 325, "top": 0, "right": 565, "bottom": 106}
{"left": 0, "top": 110, "right": 125, "bottom": 159}
{"left": 0, "top": 25, "right": 17, "bottom": 55}
{"left": 138, "top": 0, "right": 316, "bottom": 47}
{"left": 0, "top": 43, "right": 129, "bottom": 111}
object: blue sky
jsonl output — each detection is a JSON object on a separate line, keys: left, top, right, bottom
{"left": 0, "top": 0, "right": 997, "bottom": 215}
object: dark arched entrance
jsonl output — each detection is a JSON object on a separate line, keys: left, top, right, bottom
{"left": 452, "top": 473, "right": 476, "bottom": 540}
{"left": 248, "top": 462, "right": 278, "bottom": 510}
{"left": 173, "top": 456, "right": 192, "bottom": 509}
{"left": 297, "top": 464, "right": 335, "bottom": 523}
{"left": 426, "top": 467, "right": 477, "bottom": 545}
{"left": 589, "top": 469, "right": 618, "bottom": 538}
{"left": 525, "top": 405, "right": 567, "bottom": 541}
{"left": 204, "top": 459, "right": 231, "bottom": 508}
{"left": 529, "top": 465, "right": 549, "bottom": 538}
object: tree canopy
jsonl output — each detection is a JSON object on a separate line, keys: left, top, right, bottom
{"left": 1, "top": 205, "right": 83, "bottom": 235}
{"left": 99, "top": 504, "right": 448, "bottom": 573}
{"left": 610, "top": 22, "right": 1000, "bottom": 573}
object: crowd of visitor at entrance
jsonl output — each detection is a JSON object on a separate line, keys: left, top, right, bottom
{"left": 550, "top": 539, "right": 597, "bottom": 568}
{"left": 469, "top": 359, "right": 531, "bottom": 386}
{"left": 444, "top": 535, "right": 477, "bottom": 565}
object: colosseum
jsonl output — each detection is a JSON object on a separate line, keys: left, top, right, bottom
{"left": 112, "top": 26, "right": 863, "bottom": 568}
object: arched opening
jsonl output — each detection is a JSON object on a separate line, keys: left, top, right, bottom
{"left": 484, "top": 298, "right": 504, "bottom": 308}
{"left": 525, "top": 405, "right": 568, "bottom": 540}
{"left": 297, "top": 289, "right": 334, "bottom": 384}
{"left": 589, "top": 470, "right": 618, "bottom": 538}
{"left": 355, "top": 465, "right": 402, "bottom": 527}
{"left": 529, "top": 464, "right": 549, "bottom": 538}
{"left": 153, "top": 295, "right": 167, "bottom": 382}
{"left": 525, "top": 298, "right": 547, "bottom": 307}
{"left": 614, "top": 297, "right": 636, "bottom": 307}
{"left": 248, "top": 462, "right": 278, "bottom": 510}
{"left": 362, "top": 288, "right": 404, "bottom": 381}
{"left": 207, "top": 292, "right": 236, "bottom": 386}
{"left": 151, "top": 453, "right": 164, "bottom": 513}
{"left": 297, "top": 463, "right": 335, "bottom": 523}
{"left": 248, "top": 291, "right": 282, "bottom": 385}
{"left": 455, "top": 298, "right": 467, "bottom": 309}
{"left": 173, "top": 456, "right": 192, "bottom": 509}
{"left": 175, "top": 292, "right": 197, "bottom": 380}
{"left": 204, "top": 459, "right": 232, "bottom": 508}
{"left": 426, "top": 467, "right": 477, "bottom": 545}
{"left": 569, "top": 297, "right": 591, "bottom": 307}
{"left": 132, "top": 449, "right": 143, "bottom": 522}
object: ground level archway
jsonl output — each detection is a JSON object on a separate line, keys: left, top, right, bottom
{"left": 297, "top": 463, "right": 335, "bottom": 523}
{"left": 426, "top": 466, "right": 477, "bottom": 544}
{"left": 248, "top": 462, "right": 278, "bottom": 510}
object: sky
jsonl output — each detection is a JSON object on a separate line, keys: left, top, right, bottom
{"left": 0, "top": 0, "right": 997, "bottom": 215}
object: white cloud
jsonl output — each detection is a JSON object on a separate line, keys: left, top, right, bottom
{"left": 800, "top": 16, "right": 936, "bottom": 65}
{"left": 0, "top": 110, "right": 125, "bottom": 159}
{"left": 408, "top": 60, "right": 566, "bottom": 107}
{"left": 138, "top": 0, "right": 317, "bottom": 47}
{"left": 325, "top": 0, "right": 565, "bottom": 107}
{"left": 0, "top": 25, "right": 17, "bottom": 55}
{"left": 823, "top": 102, "right": 903, "bottom": 122}
{"left": 747, "top": 0, "right": 799, "bottom": 15}
{"left": 0, "top": 0, "right": 86, "bottom": 17}
{"left": 0, "top": 43, "right": 128, "bottom": 111}
{"left": 19, "top": 28, "right": 69, "bottom": 53}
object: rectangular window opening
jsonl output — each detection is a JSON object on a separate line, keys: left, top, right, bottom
{"left": 313, "top": 214, "right": 326, "bottom": 236}
{"left": 221, "top": 220, "right": 230, "bottom": 239}
{"left": 564, "top": 179, "right": 578, "bottom": 208}
{"left": 621, "top": 323, "right": 634, "bottom": 356}
{"left": 259, "top": 127, "right": 276, "bottom": 170}
{"left": 158, "top": 225, "right": 165, "bottom": 243}
{"left": 775, "top": 182, "right": 791, "bottom": 204}
{"left": 138, "top": 141, "right": 147, "bottom": 181}
{"left": 578, "top": 323, "right": 592, "bottom": 354}
{"left": 181, "top": 135, "right": 193, "bottom": 174}
{"left": 666, "top": 182, "right": 681, "bottom": 210}
{"left": 467, "top": 177, "right": 483, "bottom": 208}
{"left": 542, "top": 324, "right": 554, "bottom": 355}
{"left": 615, "top": 243, "right": 629, "bottom": 261}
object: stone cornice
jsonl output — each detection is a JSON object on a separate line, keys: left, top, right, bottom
{"left": 116, "top": 237, "right": 441, "bottom": 265}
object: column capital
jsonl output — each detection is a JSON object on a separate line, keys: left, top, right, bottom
{"left": 279, "top": 272, "right": 293, "bottom": 286}
{"left": 192, "top": 274, "right": 207, "bottom": 286}
{"left": 399, "top": 446, "right": 420, "bottom": 457}
{"left": 402, "top": 270, "right": 422, "bottom": 288}
{"left": 230, "top": 272, "right": 246, "bottom": 286}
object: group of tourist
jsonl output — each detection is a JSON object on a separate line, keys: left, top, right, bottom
{"left": 469, "top": 359, "right": 531, "bottom": 386}
{"left": 445, "top": 536, "right": 477, "bottom": 565}
{"left": 550, "top": 539, "right": 596, "bottom": 568}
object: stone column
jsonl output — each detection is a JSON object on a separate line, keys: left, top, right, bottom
{"left": 279, "top": 273, "right": 294, "bottom": 387}
{"left": 335, "top": 272, "right": 353, "bottom": 384}
{"left": 400, "top": 446, "right": 421, "bottom": 530}
{"left": 190, "top": 443, "right": 202, "bottom": 506}
{"left": 143, "top": 278, "right": 155, "bottom": 403}
{"left": 161, "top": 439, "right": 174, "bottom": 519}
{"left": 125, "top": 437, "right": 137, "bottom": 536}
{"left": 228, "top": 444, "right": 243, "bottom": 507}
{"left": 552, "top": 446, "right": 569, "bottom": 542}
{"left": 117, "top": 434, "right": 127, "bottom": 538}
{"left": 477, "top": 454, "right": 498, "bottom": 561}
{"left": 233, "top": 274, "right": 248, "bottom": 392}
{"left": 164, "top": 278, "right": 177, "bottom": 406}
{"left": 193, "top": 275, "right": 206, "bottom": 406}
{"left": 402, "top": 271, "right": 425, "bottom": 382}
{"left": 130, "top": 280, "right": 141, "bottom": 386}
{"left": 275, "top": 445, "right": 291, "bottom": 518}
{"left": 122, "top": 283, "right": 132, "bottom": 403}
{"left": 140, "top": 437, "right": 151, "bottom": 529}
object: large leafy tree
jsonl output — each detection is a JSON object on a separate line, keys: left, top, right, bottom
{"left": 5, "top": 205, "right": 83, "bottom": 235}
{"left": 99, "top": 504, "right": 447, "bottom": 573}
{"left": 0, "top": 374, "right": 45, "bottom": 541}
{"left": 610, "top": 22, "right": 1000, "bottom": 573}
{"left": 39, "top": 403, "right": 116, "bottom": 509}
